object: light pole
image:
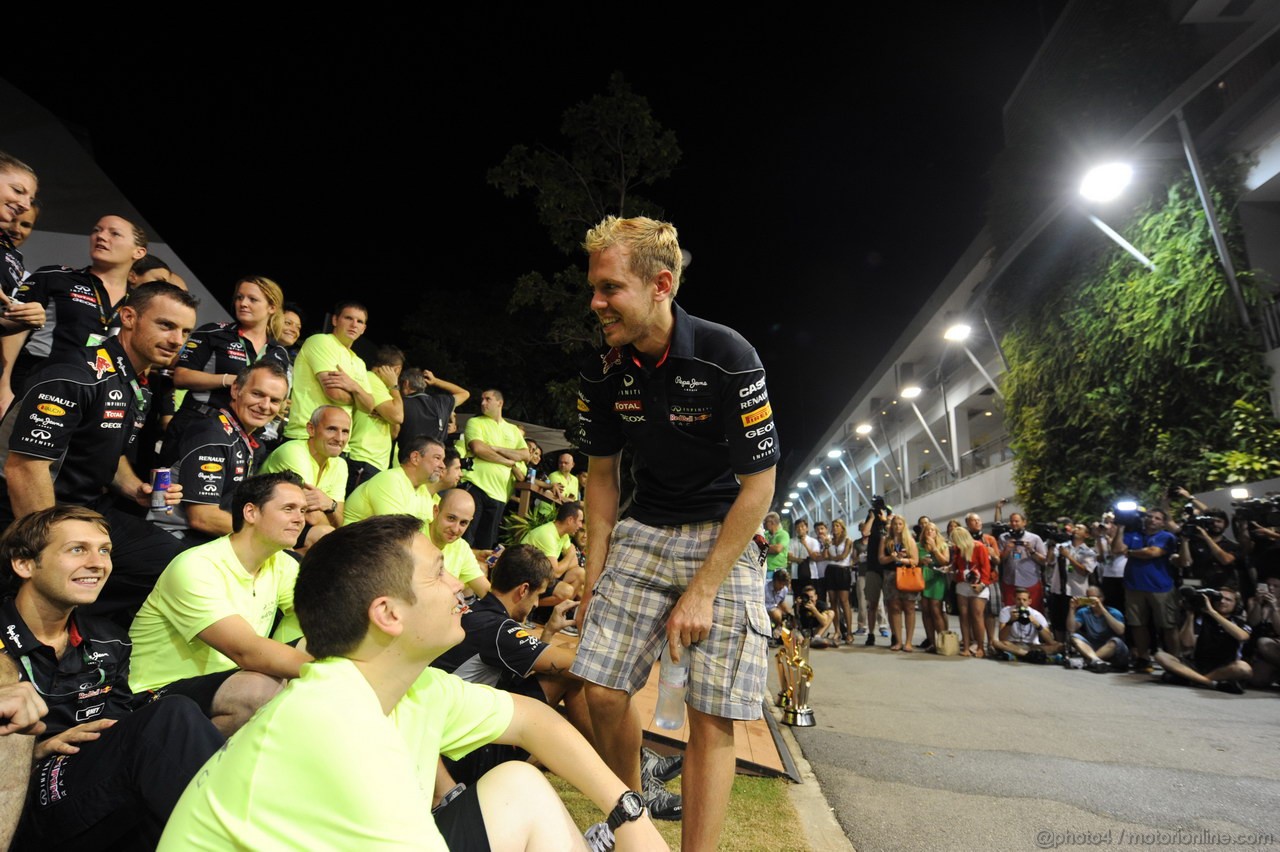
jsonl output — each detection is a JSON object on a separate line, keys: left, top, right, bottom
{"left": 1078, "top": 163, "right": 1156, "bottom": 271}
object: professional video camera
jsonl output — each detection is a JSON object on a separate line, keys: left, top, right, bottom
{"left": 1178, "top": 586, "right": 1223, "bottom": 612}
{"left": 1232, "top": 495, "right": 1280, "bottom": 529}
{"left": 1177, "top": 501, "right": 1218, "bottom": 537}
{"left": 1112, "top": 501, "right": 1146, "bottom": 533}
{"left": 991, "top": 522, "right": 1012, "bottom": 539}
{"left": 1029, "top": 522, "right": 1071, "bottom": 545}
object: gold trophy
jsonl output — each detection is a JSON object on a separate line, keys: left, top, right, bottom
{"left": 776, "top": 626, "right": 815, "bottom": 726}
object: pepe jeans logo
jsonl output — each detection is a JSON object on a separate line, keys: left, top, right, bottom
{"left": 674, "top": 376, "right": 707, "bottom": 391}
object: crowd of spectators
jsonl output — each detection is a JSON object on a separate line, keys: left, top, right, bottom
{"left": 0, "top": 152, "right": 674, "bottom": 850}
{"left": 773, "top": 489, "right": 1280, "bottom": 699}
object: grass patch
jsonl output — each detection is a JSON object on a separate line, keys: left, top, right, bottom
{"left": 548, "top": 771, "right": 803, "bottom": 851}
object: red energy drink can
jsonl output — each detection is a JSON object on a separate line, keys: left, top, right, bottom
{"left": 150, "top": 468, "right": 172, "bottom": 510}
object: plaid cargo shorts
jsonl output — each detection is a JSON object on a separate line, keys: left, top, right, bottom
{"left": 570, "top": 517, "right": 771, "bottom": 721}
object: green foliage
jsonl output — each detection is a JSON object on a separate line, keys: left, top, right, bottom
{"left": 488, "top": 72, "right": 681, "bottom": 255}
{"left": 1003, "top": 170, "right": 1276, "bottom": 521}
{"left": 1204, "top": 399, "right": 1280, "bottom": 483}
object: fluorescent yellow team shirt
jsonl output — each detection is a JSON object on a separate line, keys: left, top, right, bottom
{"left": 521, "top": 521, "right": 570, "bottom": 562}
{"left": 441, "top": 537, "right": 485, "bottom": 586}
{"left": 547, "top": 470, "right": 580, "bottom": 501}
{"left": 344, "top": 465, "right": 434, "bottom": 530}
{"left": 460, "top": 415, "right": 527, "bottom": 502}
{"left": 160, "top": 657, "right": 441, "bottom": 851}
{"left": 347, "top": 369, "right": 394, "bottom": 468}
{"left": 285, "top": 333, "right": 371, "bottom": 440}
{"left": 261, "top": 439, "right": 349, "bottom": 504}
{"left": 129, "top": 536, "right": 299, "bottom": 691}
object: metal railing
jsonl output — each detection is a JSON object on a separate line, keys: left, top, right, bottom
{"left": 1260, "top": 298, "right": 1280, "bottom": 352}
{"left": 898, "top": 434, "right": 1014, "bottom": 501}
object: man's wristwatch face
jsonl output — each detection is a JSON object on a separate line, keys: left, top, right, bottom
{"left": 607, "top": 790, "right": 645, "bottom": 830}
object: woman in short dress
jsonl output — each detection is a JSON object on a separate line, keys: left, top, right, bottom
{"left": 824, "top": 519, "right": 855, "bottom": 645}
{"left": 950, "top": 525, "right": 994, "bottom": 657}
{"left": 879, "top": 515, "right": 920, "bottom": 652}
{"left": 917, "top": 516, "right": 951, "bottom": 653}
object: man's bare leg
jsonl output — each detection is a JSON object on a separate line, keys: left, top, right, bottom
{"left": 476, "top": 761, "right": 583, "bottom": 852}
{"left": 209, "top": 671, "right": 284, "bottom": 737}
{"left": 584, "top": 683, "right": 642, "bottom": 790}
{"left": 682, "top": 706, "right": 735, "bottom": 852}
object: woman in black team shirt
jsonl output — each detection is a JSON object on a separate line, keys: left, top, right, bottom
{"left": 1, "top": 214, "right": 145, "bottom": 409}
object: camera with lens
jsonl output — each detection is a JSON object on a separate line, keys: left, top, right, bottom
{"left": 990, "top": 522, "right": 1012, "bottom": 539}
{"left": 1233, "top": 495, "right": 1280, "bottom": 529}
{"left": 1178, "top": 586, "right": 1222, "bottom": 612}
{"left": 1030, "top": 522, "right": 1070, "bottom": 545}
{"left": 871, "top": 494, "right": 888, "bottom": 513}
{"left": 964, "top": 569, "right": 979, "bottom": 584}
{"left": 1014, "top": 606, "right": 1032, "bottom": 625}
{"left": 1178, "top": 502, "right": 1217, "bottom": 537}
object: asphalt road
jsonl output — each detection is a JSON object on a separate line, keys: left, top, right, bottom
{"left": 784, "top": 628, "right": 1280, "bottom": 852}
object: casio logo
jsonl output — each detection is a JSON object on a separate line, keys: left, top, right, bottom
{"left": 757, "top": 438, "right": 775, "bottom": 450}
{"left": 745, "top": 423, "right": 775, "bottom": 438}
{"left": 739, "top": 378, "right": 765, "bottom": 398}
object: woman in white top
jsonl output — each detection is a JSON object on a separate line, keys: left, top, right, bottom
{"left": 824, "top": 519, "right": 855, "bottom": 645}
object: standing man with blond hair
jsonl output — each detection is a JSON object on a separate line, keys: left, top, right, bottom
{"left": 573, "top": 215, "right": 779, "bottom": 851}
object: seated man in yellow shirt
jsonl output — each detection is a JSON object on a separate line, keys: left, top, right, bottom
{"left": 160, "top": 515, "right": 666, "bottom": 852}
{"left": 429, "top": 488, "right": 491, "bottom": 599}
{"left": 548, "top": 450, "right": 581, "bottom": 501}
{"left": 129, "top": 473, "right": 313, "bottom": 736}
{"left": 345, "top": 435, "right": 447, "bottom": 530}
{"left": 261, "top": 405, "right": 349, "bottom": 549}
{"left": 521, "top": 500, "right": 587, "bottom": 604}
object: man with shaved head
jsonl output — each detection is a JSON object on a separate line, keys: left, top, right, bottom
{"left": 428, "top": 488, "right": 490, "bottom": 599}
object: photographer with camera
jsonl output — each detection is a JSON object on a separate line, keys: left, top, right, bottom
{"left": 1112, "top": 508, "right": 1179, "bottom": 674}
{"left": 1067, "top": 586, "right": 1128, "bottom": 673}
{"left": 1154, "top": 586, "right": 1251, "bottom": 694}
{"left": 998, "top": 513, "right": 1048, "bottom": 612}
{"left": 1169, "top": 488, "right": 1242, "bottom": 592}
{"left": 796, "top": 584, "right": 836, "bottom": 648}
{"left": 1047, "top": 521, "right": 1097, "bottom": 641}
{"left": 1245, "top": 574, "right": 1279, "bottom": 688}
{"left": 993, "top": 587, "right": 1062, "bottom": 663}
{"left": 859, "top": 498, "right": 894, "bottom": 647}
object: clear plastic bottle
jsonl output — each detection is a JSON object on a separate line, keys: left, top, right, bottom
{"left": 653, "top": 643, "right": 689, "bottom": 730}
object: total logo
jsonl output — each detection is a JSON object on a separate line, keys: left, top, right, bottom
{"left": 745, "top": 422, "right": 775, "bottom": 439}
{"left": 738, "top": 377, "right": 765, "bottom": 398}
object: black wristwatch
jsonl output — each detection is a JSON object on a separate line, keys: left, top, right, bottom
{"left": 606, "top": 790, "right": 645, "bottom": 832}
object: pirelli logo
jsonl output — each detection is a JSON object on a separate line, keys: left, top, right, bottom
{"left": 741, "top": 403, "right": 772, "bottom": 427}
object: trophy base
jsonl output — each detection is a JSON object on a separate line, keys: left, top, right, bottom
{"left": 784, "top": 706, "right": 815, "bottom": 727}
{"left": 775, "top": 691, "right": 791, "bottom": 709}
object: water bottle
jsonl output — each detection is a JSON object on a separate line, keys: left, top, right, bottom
{"left": 653, "top": 643, "right": 689, "bottom": 730}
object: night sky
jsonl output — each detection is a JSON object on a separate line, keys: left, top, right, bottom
{"left": 4, "top": 4, "right": 1063, "bottom": 477}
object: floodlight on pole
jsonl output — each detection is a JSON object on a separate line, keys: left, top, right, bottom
{"left": 808, "top": 468, "right": 821, "bottom": 476}
{"left": 1078, "top": 162, "right": 1155, "bottom": 271}
{"left": 783, "top": 501, "right": 793, "bottom": 507}
{"left": 1079, "top": 162, "right": 1133, "bottom": 203}
{"left": 943, "top": 323, "right": 971, "bottom": 342}
{"left": 827, "top": 449, "right": 843, "bottom": 459}
{"left": 855, "top": 423, "right": 872, "bottom": 435}
{"left": 781, "top": 508, "right": 790, "bottom": 515}
{"left": 796, "top": 481, "right": 808, "bottom": 489}
{"left": 900, "top": 385, "right": 922, "bottom": 400}
{"left": 1230, "top": 488, "right": 1250, "bottom": 500}
{"left": 788, "top": 492, "right": 799, "bottom": 499}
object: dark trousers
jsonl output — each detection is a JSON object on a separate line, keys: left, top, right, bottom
{"left": 18, "top": 697, "right": 223, "bottom": 851}
{"left": 345, "top": 460, "right": 382, "bottom": 498}
{"left": 460, "top": 482, "right": 506, "bottom": 550}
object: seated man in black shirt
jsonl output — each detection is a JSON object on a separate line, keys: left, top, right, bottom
{"left": 433, "top": 544, "right": 682, "bottom": 817}
{"left": 796, "top": 584, "right": 836, "bottom": 648}
{"left": 0, "top": 505, "right": 222, "bottom": 849}
{"left": 0, "top": 282, "right": 197, "bottom": 618}
{"left": 1155, "top": 586, "right": 1252, "bottom": 694}
{"left": 150, "top": 361, "right": 289, "bottom": 544}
